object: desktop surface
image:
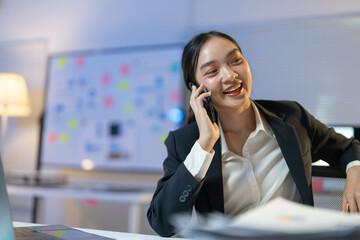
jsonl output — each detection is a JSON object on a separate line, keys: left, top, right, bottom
{"left": 13, "top": 222, "right": 186, "bottom": 240}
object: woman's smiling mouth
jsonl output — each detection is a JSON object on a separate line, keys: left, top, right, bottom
{"left": 223, "top": 82, "right": 243, "bottom": 95}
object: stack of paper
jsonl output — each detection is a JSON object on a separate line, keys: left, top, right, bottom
{"left": 173, "top": 197, "right": 360, "bottom": 239}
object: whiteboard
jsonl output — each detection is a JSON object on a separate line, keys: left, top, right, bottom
{"left": 217, "top": 15, "right": 360, "bottom": 126}
{"left": 40, "top": 45, "right": 184, "bottom": 171}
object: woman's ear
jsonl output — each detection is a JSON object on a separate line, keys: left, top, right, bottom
{"left": 188, "top": 82, "right": 194, "bottom": 90}
{"left": 188, "top": 81, "right": 199, "bottom": 89}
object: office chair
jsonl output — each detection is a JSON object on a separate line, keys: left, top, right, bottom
{"left": 312, "top": 165, "right": 346, "bottom": 211}
{"left": 312, "top": 165, "right": 346, "bottom": 179}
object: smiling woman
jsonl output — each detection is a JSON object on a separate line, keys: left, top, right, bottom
{"left": 195, "top": 37, "right": 251, "bottom": 115}
{"left": 146, "top": 31, "right": 360, "bottom": 237}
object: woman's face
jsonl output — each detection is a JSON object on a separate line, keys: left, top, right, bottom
{"left": 195, "top": 36, "right": 252, "bottom": 113}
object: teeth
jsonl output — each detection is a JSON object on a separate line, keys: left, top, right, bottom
{"left": 224, "top": 83, "right": 242, "bottom": 94}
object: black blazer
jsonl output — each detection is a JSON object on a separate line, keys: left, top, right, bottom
{"left": 147, "top": 100, "right": 360, "bottom": 237}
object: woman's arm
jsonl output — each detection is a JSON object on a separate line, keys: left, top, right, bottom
{"left": 297, "top": 102, "right": 360, "bottom": 169}
{"left": 299, "top": 103, "right": 360, "bottom": 212}
{"left": 147, "top": 131, "right": 205, "bottom": 237}
{"left": 148, "top": 84, "right": 222, "bottom": 236}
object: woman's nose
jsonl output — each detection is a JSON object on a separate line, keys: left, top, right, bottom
{"left": 221, "top": 66, "right": 238, "bottom": 82}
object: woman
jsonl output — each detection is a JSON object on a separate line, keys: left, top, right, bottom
{"left": 147, "top": 31, "right": 360, "bottom": 237}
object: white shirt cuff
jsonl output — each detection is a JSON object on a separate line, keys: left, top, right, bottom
{"left": 346, "top": 160, "right": 360, "bottom": 173}
{"left": 183, "top": 141, "right": 215, "bottom": 181}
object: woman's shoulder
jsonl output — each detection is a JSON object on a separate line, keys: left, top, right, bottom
{"left": 165, "top": 121, "right": 199, "bottom": 151}
{"left": 253, "top": 99, "right": 305, "bottom": 113}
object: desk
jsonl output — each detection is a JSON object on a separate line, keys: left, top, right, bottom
{"left": 13, "top": 222, "right": 187, "bottom": 240}
{"left": 7, "top": 184, "right": 154, "bottom": 233}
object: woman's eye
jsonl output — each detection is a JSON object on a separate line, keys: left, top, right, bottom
{"left": 232, "top": 58, "right": 242, "bottom": 65}
{"left": 206, "top": 69, "right": 217, "bottom": 75}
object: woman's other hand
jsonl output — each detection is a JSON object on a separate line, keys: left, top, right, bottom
{"left": 342, "top": 165, "right": 360, "bottom": 212}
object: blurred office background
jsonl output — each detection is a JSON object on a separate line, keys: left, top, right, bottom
{"left": 1, "top": 0, "right": 360, "bottom": 235}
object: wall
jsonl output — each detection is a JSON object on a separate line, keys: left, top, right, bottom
{"left": 0, "top": 0, "right": 358, "bottom": 171}
{"left": 192, "top": 0, "right": 360, "bottom": 27}
{"left": 1, "top": 0, "right": 360, "bottom": 172}
{"left": 0, "top": 0, "right": 190, "bottom": 173}
{"left": 1, "top": 0, "right": 360, "bottom": 234}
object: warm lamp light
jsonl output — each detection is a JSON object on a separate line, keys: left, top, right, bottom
{"left": 0, "top": 73, "right": 31, "bottom": 160}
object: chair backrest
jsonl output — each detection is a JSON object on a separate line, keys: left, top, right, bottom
{"left": 312, "top": 165, "right": 346, "bottom": 178}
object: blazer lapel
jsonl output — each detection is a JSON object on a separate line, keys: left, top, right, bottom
{"left": 204, "top": 139, "right": 225, "bottom": 213}
{"left": 255, "top": 102, "right": 310, "bottom": 204}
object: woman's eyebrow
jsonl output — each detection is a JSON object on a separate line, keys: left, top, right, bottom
{"left": 199, "top": 48, "right": 240, "bottom": 71}
{"left": 227, "top": 48, "right": 240, "bottom": 57}
{"left": 200, "top": 60, "right": 216, "bottom": 71}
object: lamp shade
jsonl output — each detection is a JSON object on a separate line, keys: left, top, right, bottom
{"left": 0, "top": 73, "right": 31, "bottom": 117}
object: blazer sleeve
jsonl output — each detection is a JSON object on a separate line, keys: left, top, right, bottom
{"left": 298, "top": 102, "right": 360, "bottom": 170}
{"left": 147, "top": 130, "right": 204, "bottom": 237}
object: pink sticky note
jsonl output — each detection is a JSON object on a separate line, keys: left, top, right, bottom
{"left": 101, "top": 74, "right": 111, "bottom": 85}
{"left": 104, "top": 96, "right": 114, "bottom": 108}
{"left": 76, "top": 57, "right": 85, "bottom": 67}
{"left": 170, "top": 90, "right": 181, "bottom": 102}
{"left": 48, "top": 132, "right": 57, "bottom": 144}
{"left": 120, "top": 65, "right": 130, "bottom": 75}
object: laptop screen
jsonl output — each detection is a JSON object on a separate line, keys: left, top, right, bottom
{"left": 0, "top": 157, "right": 15, "bottom": 240}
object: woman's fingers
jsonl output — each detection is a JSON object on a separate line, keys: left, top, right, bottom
{"left": 341, "top": 195, "right": 349, "bottom": 212}
{"left": 342, "top": 165, "right": 360, "bottom": 212}
{"left": 348, "top": 197, "right": 359, "bottom": 212}
{"left": 191, "top": 84, "right": 208, "bottom": 100}
{"left": 190, "top": 84, "right": 211, "bottom": 112}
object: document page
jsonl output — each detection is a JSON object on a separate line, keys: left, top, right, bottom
{"left": 174, "top": 197, "right": 360, "bottom": 239}
{"left": 230, "top": 197, "right": 360, "bottom": 234}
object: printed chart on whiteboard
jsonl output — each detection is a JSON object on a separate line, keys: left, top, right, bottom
{"left": 40, "top": 45, "right": 184, "bottom": 171}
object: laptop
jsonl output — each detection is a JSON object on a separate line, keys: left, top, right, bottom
{"left": 0, "top": 157, "right": 114, "bottom": 240}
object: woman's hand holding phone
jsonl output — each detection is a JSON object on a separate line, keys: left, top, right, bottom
{"left": 190, "top": 83, "right": 219, "bottom": 153}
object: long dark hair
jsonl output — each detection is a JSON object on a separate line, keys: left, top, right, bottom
{"left": 181, "top": 31, "right": 242, "bottom": 124}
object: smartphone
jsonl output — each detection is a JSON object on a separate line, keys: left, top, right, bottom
{"left": 192, "top": 83, "right": 216, "bottom": 123}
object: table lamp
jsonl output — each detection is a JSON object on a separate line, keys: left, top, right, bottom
{"left": 0, "top": 73, "right": 31, "bottom": 161}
